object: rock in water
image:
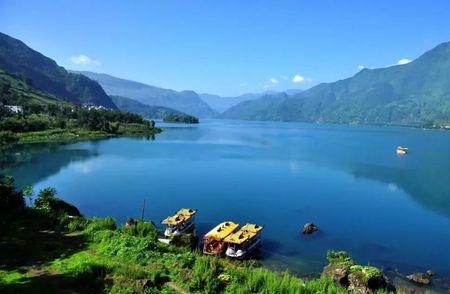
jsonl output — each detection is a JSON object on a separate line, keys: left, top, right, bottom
{"left": 426, "top": 269, "right": 435, "bottom": 276}
{"left": 406, "top": 273, "right": 431, "bottom": 285}
{"left": 322, "top": 265, "right": 349, "bottom": 287}
{"left": 302, "top": 223, "right": 318, "bottom": 234}
{"left": 322, "top": 251, "right": 389, "bottom": 293}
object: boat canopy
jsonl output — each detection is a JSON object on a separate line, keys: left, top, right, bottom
{"left": 161, "top": 208, "right": 196, "bottom": 225}
{"left": 224, "top": 223, "right": 263, "bottom": 245}
{"left": 205, "top": 221, "right": 239, "bottom": 240}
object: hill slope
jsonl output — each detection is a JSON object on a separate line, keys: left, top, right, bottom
{"left": 110, "top": 95, "right": 187, "bottom": 119}
{"left": 0, "top": 68, "right": 70, "bottom": 110}
{"left": 75, "top": 71, "right": 216, "bottom": 118}
{"left": 0, "top": 32, "right": 116, "bottom": 109}
{"left": 222, "top": 41, "right": 450, "bottom": 127}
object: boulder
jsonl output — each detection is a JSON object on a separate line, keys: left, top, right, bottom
{"left": 426, "top": 269, "right": 434, "bottom": 277}
{"left": 302, "top": 223, "right": 318, "bottom": 234}
{"left": 406, "top": 273, "right": 431, "bottom": 285}
{"left": 322, "top": 265, "right": 349, "bottom": 287}
{"left": 348, "top": 271, "right": 371, "bottom": 294}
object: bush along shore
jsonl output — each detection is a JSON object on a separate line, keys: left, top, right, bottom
{"left": 163, "top": 113, "right": 199, "bottom": 124}
{"left": 1, "top": 175, "right": 434, "bottom": 293}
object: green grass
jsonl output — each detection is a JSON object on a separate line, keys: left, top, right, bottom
{"left": 0, "top": 209, "right": 355, "bottom": 293}
{"left": 17, "top": 128, "right": 112, "bottom": 144}
{"left": 2, "top": 124, "right": 161, "bottom": 146}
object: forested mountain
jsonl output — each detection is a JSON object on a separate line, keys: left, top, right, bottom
{"left": 0, "top": 68, "right": 70, "bottom": 113}
{"left": 222, "top": 41, "right": 450, "bottom": 127}
{"left": 111, "top": 95, "right": 187, "bottom": 119}
{"left": 75, "top": 71, "right": 216, "bottom": 118}
{"left": 0, "top": 32, "right": 116, "bottom": 109}
{"left": 220, "top": 93, "right": 288, "bottom": 120}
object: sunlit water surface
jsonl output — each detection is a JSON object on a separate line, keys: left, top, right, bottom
{"left": 2, "top": 120, "right": 450, "bottom": 276}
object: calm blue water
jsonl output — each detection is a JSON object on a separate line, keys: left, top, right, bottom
{"left": 2, "top": 120, "right": 450, "bottom": 275}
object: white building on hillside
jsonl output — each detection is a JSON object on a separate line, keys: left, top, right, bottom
{"left": 4, "top": 105, "right": 23, "bottom": 114}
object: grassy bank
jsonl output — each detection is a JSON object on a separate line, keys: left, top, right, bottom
{"left": 0, "top": 210, "right": 347, "bottom": 294}
{"left": 1, "top": 121, "right": 162, "bottom": 147}
{"left": 1, "top": 178, "right": 391, "bottom": 293}
{"left": 14, "top": 124, "right": 162, "bottom": 145}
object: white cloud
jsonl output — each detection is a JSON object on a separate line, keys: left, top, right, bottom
{"left": 281, "top": 76, "right": 288, "bottom": 80}
{"left": 263, "top": 84, "right": 270, "bottom": 89}
{"left": 70, "top": 54, "right": 101, "bottom": 66}
{"left": 269, "top": 77, "right": 279, "bottom": 84}
{"left": 292, "top": 74, "right": 312, "bottom": 84}
{"left": 239, "top": 83, "right": 247, "bottom": 87}
{"left": 397, "top": 58, "right": 411, "bottom": 65}
{"left": 357, "top": 65, "right": 365, "bottom": 70}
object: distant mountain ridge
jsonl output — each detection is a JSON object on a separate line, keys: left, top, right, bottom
{"left": 200, "top": 89, "right": 302, "bottom": 113}
{"left": 75, "top": 71, "right": 216, "bottom": 118}
{"left": 0, "top": 32, "right": 116, "bottom": 108}
{"left": 110, "top": 95, "right": 187, "bottom": 119}
{"left": 222, "top": 41, "right": 450, "bottom": 127}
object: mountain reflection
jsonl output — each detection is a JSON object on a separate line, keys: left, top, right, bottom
{"left": 0, "top": 142, "right": 99, "bottom": 188}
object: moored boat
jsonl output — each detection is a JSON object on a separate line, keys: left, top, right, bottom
{"left": 161, "top": 208, "right": 196, "bottom": 238}
{"left": 224, "top": 223, "right": 263, "bottom": 259}
{"left": 396, "top": 146, "right": 408, "bottom": 154}
{"left": 203, "top": 221, "right": 239, "bottom": 255}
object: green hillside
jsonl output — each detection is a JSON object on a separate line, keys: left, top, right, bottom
{"left": 110, "top": 95, "right": 186, "bottom": 119}
{"left": 0, "top": 68, "right": 160, "bottom": 146}
{"left": 0, "top": 32, "right": 116, "bottom": 109}
{"left": 0, "top": 68, "right": 70, "bottom": 112}
{"left": 222, "top": 41, "right": 450, "bottom": 128}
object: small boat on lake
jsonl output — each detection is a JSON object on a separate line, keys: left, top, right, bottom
{"left": 161, "top": 208, "right": 196, "bottom": 238}
{"left": 396, "top": 146, "right": 409, "bottom": 154}
{"left": 224, "top": 223, "right": 263, "bottom": 259}
{"left": 203, "top": 221, "right": 239, "bottom": 255}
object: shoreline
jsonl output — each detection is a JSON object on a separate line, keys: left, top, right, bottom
{"left": 0, "top": 125, "right": 163, "bottom": 148}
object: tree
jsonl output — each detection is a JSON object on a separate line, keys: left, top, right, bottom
{"left": 0, "top": 175, "right": 25, "bottom": 212}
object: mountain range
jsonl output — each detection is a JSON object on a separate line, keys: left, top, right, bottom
{"left": 0, "top": 32, "right": 116, "bottom": 109}
{"left": 221, "top": 41, "right": 450, "bottom": 127}
{"left": 1, "top": 31, "right": 450, "bottom": 128}
{"left": 110, "top": 95, "right": 187, "bottom": 119}
{"left": 75, "top": 71, "right": 216, "bottom": 118}
{"left": 200, "top": 89, "right": 303, "bottom": 113}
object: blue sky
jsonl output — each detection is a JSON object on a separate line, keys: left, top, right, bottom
{"left": 1, "top": 0, "right": 450, "bottom": 96}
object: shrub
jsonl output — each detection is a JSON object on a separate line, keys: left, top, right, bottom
{"left": 67, "top": 216, "right": 90, "bottom": 232}
{"left": 0, "top": 131, "right": 18, "bottom": 146}
{"left": 326, "top": 250, "right": 356, "bottom": 267}
{"left": 349, "top": 265, "right": 383, "bottom": 283}
{"left": 34, "top": 187, "right": 80, "bottom": 216}
{"left": 122, "top": 221, "right": 158, "bottom": 241}
{"left": 0, "top": 175, "right": 25, "bottom": 212}
{"left": 85, "top": 217, "right": 117, "bottom": 233}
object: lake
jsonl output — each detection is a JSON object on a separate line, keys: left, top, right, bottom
{"left": 2, "top": 120, "right": 450, "bottom": 276}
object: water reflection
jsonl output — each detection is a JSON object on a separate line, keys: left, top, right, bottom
{"left": 0, "top": 142, "right": 99, "bottom": 188}
{"left": 1, "top": 120, "right": 449, "bottom": 276}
